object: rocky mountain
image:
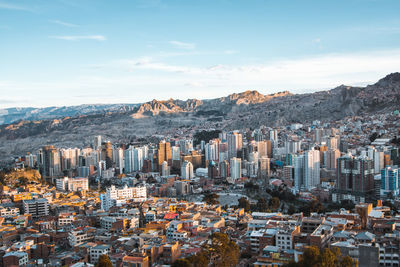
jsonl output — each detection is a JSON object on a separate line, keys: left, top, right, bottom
{"left": 0, "top": 73, "right": 399, "bottom": 163}
{"left": 0, "top": 104, "right": 139, "bottom": 125}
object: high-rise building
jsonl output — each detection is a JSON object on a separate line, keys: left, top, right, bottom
{"left": 227, "top": 132, "right": 242, "bottom": 159}
{"left": 158, "top": 141, "right": 172, "bottom": 171}
{"left": 219, "top": 160, "right": 230, "bottom": 178}
{"left": 161, "top": 161, "right": 170, "bottom": 177}
{"left": 381, "top": 166, "right": 400, "bottom": 197}
{"left": 102, "top": 141, "right": 113, "bottom": 169}
{"left": 333, "top": 155, "right": 375, "bottom": 203}
{"left": 39, "top": 145, "right": 61, "bottom": 179}
{"left": 294, "top": 149, "right": 320, "bottom": 191}
{"left": 269, "top": 129, "right": 278, "bottom": 143}
{"left": 258, "top": 156, "right": 270, "bottom": 180}
{"left": 230, "top": 157, "right": 241, "bottom": 180}
{"left": 205, "top": 139, "right": 220, "bottom": 163}
{"left": 94, "top": 135, "right": 102, "bottom": 150}
{"left": 325, "top": 149, "right": 341, "bottom": 170}
{"left": 181, "top": 160, "right": 194, "bottom": 179}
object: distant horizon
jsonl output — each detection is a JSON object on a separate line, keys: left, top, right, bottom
{"left": 0, "top": 73, "right": 392, "bottom": 109}
{"left": 1, "top": 0, "right": 400, "bottom": 108}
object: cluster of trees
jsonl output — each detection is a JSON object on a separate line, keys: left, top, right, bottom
{"left": 193, "top": 130, "right": 221, "bottom": 146}
{"left": 202, "top": 192, "right": 220, "bottom": 205}
{"left": 238, "top": 196, "right": 280, "bottom": 212}
{"left": 172, "top": 233, "right": 239, "bottom": 267}
{"left": 284, "top": 246, "right": 357, "bottom": 267}
{"left": 95, "top": 254, "right": 112, "bottom": 267}
{"left": 244, "top": 181, "right": 260, "bottom": 191}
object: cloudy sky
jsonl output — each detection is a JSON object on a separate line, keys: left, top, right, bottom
{"left": 1, "top": 0, "right": 400, "bottom": 108}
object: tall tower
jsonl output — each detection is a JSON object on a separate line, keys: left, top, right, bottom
{"left": 230, "top": 157, "right": 242, "bottom": 180}
{"left": 40, "top": 145, "right": 61, "bottom": 179}
{"left": 102, "top": 141, "right": 113, "bottom": 169}
{"left": 158, "top": 140, "right": 172, "bottom": 171}
{"left": 94, "top": 135, "right": 102, "bottom": 150}
{"left": 227, "top": 132, "right": 242, "bottom": 159}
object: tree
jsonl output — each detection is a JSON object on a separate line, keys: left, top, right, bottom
{"left": 203, "top": 193, "right": 219, "bottom": 205}
{"left": 256, "top": 198, "right": 268, "bottom": 212}
{"left": 206, "top": 233, "right": 239, "bottom": 267}
{"left": 95, "top": 254, "right": 112, "bottom": 267}
{"left": 340, "top": 255, "right": 356, "bottom": 267}
{"left": 319, "top": 248, "right": 336, "bottom": 267}
{"left": 269, "top": 197, "right": 280, "bottom": 211}
{"left": 188, "top": 251, "right": 209, "bottom": 267}
{"left": 369, "top": 132, "right": 378, "bottom": 143}
{"left": 238, "top": 197, "right": 250, "bottom": 212}
{"left": 172, "top": 259, "right": 191, "bottom": 267}
{"left": 301, "top": 246, "right": 320, "bottom": 267}
{"left": 288, "top": 205, "right": 296, "bottom": 215}
{"left": 309, "top": 199, "right": 324, "bottom": 213}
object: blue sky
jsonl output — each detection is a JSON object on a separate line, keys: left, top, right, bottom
{"left": 1, "top": 0, "right": 400, "bottom": 108}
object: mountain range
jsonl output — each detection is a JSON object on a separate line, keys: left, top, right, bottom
{"left": 0, "top": 72, "right": 399, "bottom": 163}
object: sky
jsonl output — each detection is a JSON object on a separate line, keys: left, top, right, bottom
{"left": 1, "top": 0, "right": 400, "bottom": 108}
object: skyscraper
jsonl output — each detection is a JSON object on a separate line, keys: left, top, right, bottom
{"left": 333, "top": 155, "right": 375, "bottom": 203}
{"left": 158, "top": 141, "right": 172, "bottom": 171}
{"left": 230, "top": 157, "right": 242, "bottom": 180}
{"left": 39, "top": 145, "right": 61, "bottom": 179}
{"left": 181, "top": 160, "right": 193, "bottom": 179}
{"left": 325, "top": 149, "right": 340, "bottom": 170}
{"left": 294, "top": 149, "right": 320, "bottom": 191}
{"left": 94, "top": 135, "right": 102, "bottom": 150}
{"left": 102, "top": 141, "right": 113, "bottom": 169}
{"left": 381, "top": 166, "right": 400, "bottom": 197}
{"left": 227, "top": 132, "right": 242, "bottom": 159}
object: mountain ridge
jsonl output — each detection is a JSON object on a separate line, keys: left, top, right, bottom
{"left": 0, "top": 72, "right": 399, "bottom": 163}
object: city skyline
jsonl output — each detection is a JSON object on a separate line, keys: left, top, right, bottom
{"left": 1, "top": 0, "right": 400, "bottom": 108}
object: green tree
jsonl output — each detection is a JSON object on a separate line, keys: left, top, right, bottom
{"left": 172, "top": 259, "right": 191, "bottom": 267}
{"left": 203, "top": 193, "right": 219, "bottom": 205}
{"left": 238, "top": 197, "right": 250, "bottom": 212}
{"left": 95, "top": 254, "right": 112, "bottom": 267}
{"left": 269, "top": 197, "right": 280, "bottom": 211}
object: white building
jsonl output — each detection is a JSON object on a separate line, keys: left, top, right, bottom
{"left": 23, "top": 199, "right": 49, "bottom": 218}
{"left": 68, "top": 229, "right": 91, "bottom": 247}
{"left": 90, "top": 244, "right": 111, "bottom": 264}
{"left": 230, "top": 157, "right": 242, "bottom": 179}
{"left": 181, "top": 160, "right": 194, "bottom": 179}
{"left": 0, "top": 206, "right": 19, "bottom": 218}
{"left": 227, "top": 132, "right": 242, "bottom": 159}
{"left": 100, "top": 185, "right": 147, "bottom": 211}
{"left": 294, "top": 149, "right": 320, "bottom": 191}
{"left": 56, "top": 177, "right": 89, "bottom": 192}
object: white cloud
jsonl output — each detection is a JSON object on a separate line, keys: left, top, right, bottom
{"left": 2, "top": 49, "right": 400, "bottom": 107}
{"left": 113, "top": 49, "right": 400, "bottom": 92}
{"left": 0, "top": 2, "right": 31, "bottom": 11}
{"left": 50, "top": 35, "right": 106, "bottom": 41}
{"left": 169, "top": 40, "right": 196, "bottom": 50}
{"left": 224, "top": 50, "right": 239, "bottom": 55}
{"left": 312, "top": 38, "right": 321, "bottom": 43}
{"left": 50, "top": 20, "right": 79, "bottom": 27}
{"left": 184, "top": 82, "right": 204, "bottom": 87}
